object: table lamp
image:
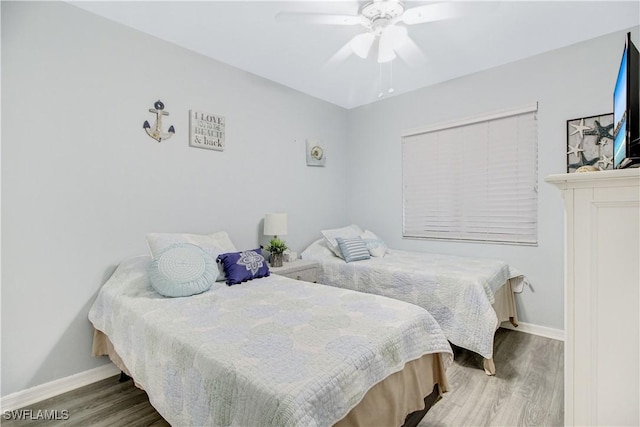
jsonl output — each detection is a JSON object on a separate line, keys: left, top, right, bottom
{"left": 264, "top": 213, "right": 288, "bottom": 239}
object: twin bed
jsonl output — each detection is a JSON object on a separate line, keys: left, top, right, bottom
{"left": 301, "top": 227, "right": 527, "bottom": 375}
{"left": 89, "top": 251, "right": 453, "bottom": 426}
{"left": 89, "top": 228, "right": 526, "bottom": 425}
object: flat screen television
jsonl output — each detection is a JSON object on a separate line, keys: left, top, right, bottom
{"left": 613, "top": 32, "right": 640, "bottom": 169}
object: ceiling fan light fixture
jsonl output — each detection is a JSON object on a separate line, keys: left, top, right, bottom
{"left": 377, "top": 39, "right": 396, "bottom": 63}
{"left": 350, "top": 32, "right": 375, "bottom": 58}
{"left": 377, "top": 49, "right": 396, "bottom": 63}
{"left": 361, "top": 1, "right": 405, "bottom": 24}
{"left": 377, "top": 26, "right": 400, "bottom": 63}
{"left": 386, "top": 25, "right": 408, "bottom": 50}
{"left": 276, "top": 0, "right": 481, "bottom": 67}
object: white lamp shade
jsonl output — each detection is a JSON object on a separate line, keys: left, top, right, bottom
{"left": 264, "top": 213, "right": 288, "bottom": 236}
{"left": 377, "top": 27, "right": 398, "bottom": 63}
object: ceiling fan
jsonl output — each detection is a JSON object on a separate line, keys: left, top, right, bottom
{"left": 275, "top": 1, "right": 487, "bottom": 64}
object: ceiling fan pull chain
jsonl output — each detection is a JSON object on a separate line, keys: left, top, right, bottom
{"left": 388, "top": 61, "right": 395, "bottom": 94}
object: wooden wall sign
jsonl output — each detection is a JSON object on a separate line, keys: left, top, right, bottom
{"left": 189, "top": 110, "right": 225, "bottom": 151}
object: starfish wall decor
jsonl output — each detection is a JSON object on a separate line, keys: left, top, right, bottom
{"left": 566, "top": 113, "right": 614, "bottom": 172}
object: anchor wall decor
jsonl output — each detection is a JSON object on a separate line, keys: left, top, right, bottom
{"left": 143, "top": 100, "right": 175, "bottom": 142}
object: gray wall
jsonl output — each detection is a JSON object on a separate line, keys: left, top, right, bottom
{"left": 346, "top": 26, "right": 640, "bottom": 331}
{"left": 1, "top": 1, "right": 349, "bottom": 396}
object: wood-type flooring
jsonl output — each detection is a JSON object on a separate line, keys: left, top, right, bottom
{"left": 3, "top": 328, "right": 563, "bottom": 427}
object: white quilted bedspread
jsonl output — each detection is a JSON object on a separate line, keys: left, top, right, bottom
{"left": 302, "top": 242, "right": 526, "bottom": 359}
{"left": 89, "top": 255, "right": 452, "bottom": 427}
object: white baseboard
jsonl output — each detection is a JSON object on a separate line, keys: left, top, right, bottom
{"left": 501, "top": 320, "right": 565, "bottom": 341}
{"left": 0, "top": 363, "right": 120, "bottom": 412}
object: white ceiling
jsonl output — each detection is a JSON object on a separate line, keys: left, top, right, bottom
{"left": 70, "top": 1, "right": 639, "bottom": 109}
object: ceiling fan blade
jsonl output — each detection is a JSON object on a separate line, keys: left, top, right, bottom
{"left": 349, "top": 33, "right": 375, "bottom": 59}
{"left": 275, "top": 12, "right": 366, "bottom": 26}
{"left": 394, "top": 35, "right": 427, "bottom": 67}
{"left": 322, "top": 42, "right": 355, "bottom": 71}
{"left": 401, "top": 1, "right": 490, "bottom": 25}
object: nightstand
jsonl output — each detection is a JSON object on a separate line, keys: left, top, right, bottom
{"left": 270, "top": 259, "right": 319, "bottom": 283}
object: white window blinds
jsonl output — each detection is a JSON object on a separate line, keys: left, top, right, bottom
{"left": 402, "top": 103, "right": 538, "bottom": 245}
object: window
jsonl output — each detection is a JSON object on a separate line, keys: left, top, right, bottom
{"left": 402, "top": 103, "right": 538, "bottom": 245}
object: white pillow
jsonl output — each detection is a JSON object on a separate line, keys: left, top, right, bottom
{"left": 360, "top": 230, "right": 388, "bottom": 257}
{"left": 321, "top": 225, "right": 364, "bottom": 259}
{"left": 145, "top": 231, "right": 237, "bottom": 281}
{"left": 301, "top": 238, "right": 337, "bottom": 260}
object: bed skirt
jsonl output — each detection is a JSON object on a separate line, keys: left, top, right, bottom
{"left": 494, "top": 278, "right": 519, "bottom": 326}
{"left": 482, "top": 277, "right": 519, "bottom": 375}
{"left": 92, "top": 329, "right": 449, "bottom": 427}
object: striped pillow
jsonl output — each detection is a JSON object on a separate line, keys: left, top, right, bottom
{"left": 336, "top": 237, "right": 371, "bottom": 263}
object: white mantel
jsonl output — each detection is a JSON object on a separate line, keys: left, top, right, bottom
{"left": 546, "top": 167, "right": 640, "bottom": 188}
{"left": 546, "top": 168, "right": 640, "bottom": 427}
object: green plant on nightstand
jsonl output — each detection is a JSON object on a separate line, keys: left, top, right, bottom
{"left": 265, "top": 238, "right": 288, "bottom": 267}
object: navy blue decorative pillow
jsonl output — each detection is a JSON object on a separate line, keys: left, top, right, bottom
{"left": 217, "top": 248, "right": 270, "bottom": 286}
